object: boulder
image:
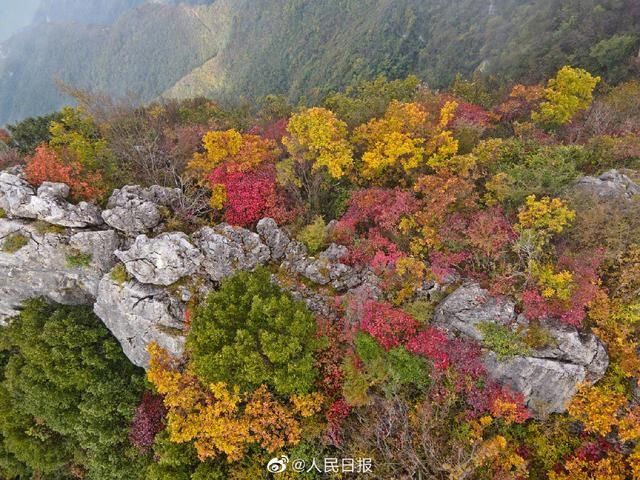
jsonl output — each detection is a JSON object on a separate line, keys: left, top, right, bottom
{"left": 434, "top": 283, "right": 609, "bottom": 415}
{"left": 116, "top": 232, "right": 203, "bottom": 286}
{"left": 193, "top": 223, "right": 270, "bottom": 282}
{"left": 575, "top": 169, "right": 640, "bottom": 200}
{"left": 0, "top": 173, "right": 103, "bottom": 227}
{"left": 433, "top": 283, "right": 516, "bottom": 341}
{"left": 256, "top": 217, "right": 291, "bottom": 261}
{"left": 94, "top": 270, "right": 186, "bottom": 367}
{"left": 0, "top": 218, "right": 120, "bottom": 321}
{"left": 102, "top": 185, "right": 183, "bottom": 235}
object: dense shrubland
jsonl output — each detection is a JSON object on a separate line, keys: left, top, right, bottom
{"left": 0, "top": 66, "right": 640, "bottom": 478}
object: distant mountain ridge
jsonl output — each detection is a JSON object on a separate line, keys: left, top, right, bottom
{"left": 1, "top": 0, "right": 638, "bottom": 125}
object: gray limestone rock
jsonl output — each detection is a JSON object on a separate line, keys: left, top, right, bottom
{"left": 256, "top": 217, "right": 292, "bottom": 261}
{"left": 94, "top": 270, "right": 186, "bottom": 367}
{"left": 0, "top": 218, "right": 120, "bottom": 321}
{"left": 194, "top": 223, "right": 270, "bottom": 282}
{"left": 116, "top": 232, "right": 203, "bottom": 286}
{"left": 575, "top": 169, "right": 640, "bottom": 200}
{"left": 434, "top": 283, "right": 609, "bottom": 415}
{"left": 0, "top": 172, "right": 103, "bottom": 227}
{"left": 433, "top": 283, "right": 517, "bottom": 341}
{"left": 102, "top": 185, "right": 183, "bottom": 235}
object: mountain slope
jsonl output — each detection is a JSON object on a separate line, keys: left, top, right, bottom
{"left": 1, "top": 0, "right": 638, "bottom": 125}
{"left": 0, "top": 2, "right": 226, "bottom": 124}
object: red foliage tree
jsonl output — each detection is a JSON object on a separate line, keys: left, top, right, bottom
{"left": 325, "top": 398, "right": 351, "bottom": 447}
{"left": 208, "top": 163, "right": 295, "bottom": 227}
{"left": 334, "top": 188, "right": 418, "bottom": 238}
{"left": 315, "top": 316, "right": 349, "bottom": 398}
{"left": 406, "top": 327, "right": 451, "bottom": 369}
{"left": 248, "top": 118, "right": 289, "bottom": 143}
{"left": 453, "top": 101, "right": 493, "bottom": 129}
{"left": 129, "top": 391, "right": 167, "bottom": 452}
{"left": 359, "top": 300, "right": 420, "bottom": 350}
{"left": 433, "top": 207, "right": 517, "bottom": 282}
{"left": 343, "top": 228, "right": 402, "bottom": 267}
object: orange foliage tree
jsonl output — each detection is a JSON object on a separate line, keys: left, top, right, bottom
{"left": 24, "top": 144, "right": 105, "bottom": 201}
{"left": 147, "top": 343, "right": 324, "bottom": 462}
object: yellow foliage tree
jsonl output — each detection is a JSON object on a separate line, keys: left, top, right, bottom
{"left": 532, "top": 66, "right": 601, "bottom": 129}
{"left": 147, "top": 343, "right": 324, "bottom": 462}
{"left": 283, "top": 107, "right": 353, "bottom": 179}
{"left": 189, "top": 129, "right": 279, "bottom": 177}
{"left": 549, "top": 452, "right": 629, "bottom": 480}
{"left": 568, "top": 384, "right": 640, "bottom": 442}
{"left": 517, "top": 195, "right": 575, "bottom": 235}
{"left": 589, "top": 293, "right": 640, "bottom": 382}
{"left": 531, "top": 262, "right": 575, "bottom": 301}
{"left": 353, "top": 100, "right": 459, "bottom": 181}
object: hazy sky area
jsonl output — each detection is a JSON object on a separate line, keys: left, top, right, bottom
{"left": 0, "top": 0, "right": 41, "bottom": 43}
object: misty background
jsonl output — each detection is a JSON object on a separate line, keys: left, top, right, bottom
{"left": 0, "top": 0, "right": 40, "bottom": 42}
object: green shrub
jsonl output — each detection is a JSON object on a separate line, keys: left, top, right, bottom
{"left": 478, "top": 322, "right": 531, "bottom": 359}
{"left": 489, "top": 143, "right": 581, "bottom": 209}
{"left": 187, "top": 268, "right": 319, "bottom": 395}
{"left": 0, "top": 208, "right": 6, "bottom": 219}
{"left": 0, "top": 299, "right": 148, "bottom": 479}
{"left": 384, "top": 346, "right": 430, "bottom": 391}
{"left": 343, "top": 332, "right": 430, "bottom": 404}
{"left": 402, "top": 299, "right": 436, "bottom": 324}
{"left": 6, "top": 112, "right": 62, "bottom": 155}
{"left": 65, "top": 249, "right": 92, "bottom": 268}
{"left": 297, "top": 215, "right": 328, "bottom": 255}
{"left": 110, "top": 263, "right": 130, "bottom": 284}
{"left": 33, "top": 220, "right": 65, "bottom": 235}
{"left": 1, "top": 233, "right": 29, "bottom": 253}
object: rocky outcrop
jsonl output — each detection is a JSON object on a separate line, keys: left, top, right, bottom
{"left": 94, "top": 270, "right": 187, "bottom": 367}
{"left": 194, "top": 223, "right": 270, "bottom": 282}
{"left": 0, "top": 177, "right": 375, "bottom": 364}
{"left": 0, "top": 218, "right": 119, "bottom": 320}
{"left": 102, "top": 185, "right": 182, "bottom": 235}
{"left": 0, "top": 172, "right": 102, "bottom": 227}
{"left": 257, "top": 217, "right": 367, "bottom": 291}
{"left": 434, "top": 283, "right": 609, "bottom": 415}
{"left": 575, "top": 169, "right": 640, "bottom": 200}
{"left": 116, "top": 232, "right": 203, "bottom": 286}
{"left": 433, "top": 283, "right": 516, "bottom": 341}
{"left": 257, "top": 217, "right": 291, "bottom": 261}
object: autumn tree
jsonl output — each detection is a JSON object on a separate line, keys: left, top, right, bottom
{"left": 24, "top": 144, "right": 106, "bottom": 201}
{"left": 187, "top": 129, "right": 295, "bottom": 226}
{"left": 147, "top": 345, "right": 323, "bottom": 463}
{"left": 352, "top": 100, "right": 459, "bottom": 182}
{"left": 323, "top": 75, "right": 420, "bottom": 127}
{"left": 282, "top": 107, "right": 353, "bottom": 212}
{"left": 532, "top": 66, "right": 601, "bottom": 129}
{"left": 48, "top": 106, "right": 120, "bottom": 193}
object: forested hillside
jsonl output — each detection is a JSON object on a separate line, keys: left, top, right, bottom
{"left": 1, "top": 0, "right": 639, "bottom": 125}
